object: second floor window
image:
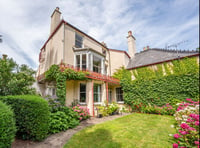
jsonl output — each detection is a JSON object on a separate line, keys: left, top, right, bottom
{"left": 75, "top": 33, "right": 83, "bottom": 48}
{"left": 76, "top": 54, "right": 87, "bottom": 70}
{"left": 93, "top": 56, "right": 101, "bottom": 73}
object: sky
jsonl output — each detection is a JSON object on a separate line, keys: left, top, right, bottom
{"left": 0, "top": 0, "right": 199, "bottom": 69}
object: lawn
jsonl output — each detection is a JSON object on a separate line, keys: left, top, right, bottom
{"left": 64, "top": 113, "right": 176, "bottom": 148}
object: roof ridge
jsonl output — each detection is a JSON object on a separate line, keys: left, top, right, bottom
{"left": 136, "top": 48, "right": 199, "bottom": 54}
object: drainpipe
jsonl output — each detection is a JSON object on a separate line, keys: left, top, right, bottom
{"left": 106, "top": 82, "right": 109, "bottom": 103}
{"left": 63, "top": 24, "right": 65, "bottom": 62}
{"left": 92, "top": 80, "right": 94, "bottom": 117}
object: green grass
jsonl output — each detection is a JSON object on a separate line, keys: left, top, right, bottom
{"left": 64, "top": 113, "right": 175, "bottom": 148}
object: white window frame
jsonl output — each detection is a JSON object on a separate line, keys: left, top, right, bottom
{"left": 79, "top": 83, "right": 86, "bottom": 103}
{"left": 116, "top": 87, "right": 124, "bottom": 103}
{"left": 93, "top": 83, "right": 102, "bottom": 103}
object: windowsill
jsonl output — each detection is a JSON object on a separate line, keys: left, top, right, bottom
{"left": 79, "top": 102, "right": 87, "bottom": 105}
{"left": 94, "top": 102, "right": 102, "bottom": 105}
{"left": 117, "top": 101, "right": 124, "bottom": 104}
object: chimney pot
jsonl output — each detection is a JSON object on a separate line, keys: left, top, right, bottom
{"left": 128, "top": 31, "right": 132, "bottom": 36}
{"left": 2, "top": 54, "right": 7, "bottom": 60}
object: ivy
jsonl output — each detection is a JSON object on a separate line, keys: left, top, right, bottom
{"left": 116, "top": 57, "right": 199, "bottom": 107}
{"left": 45, "top": 65, "right": 87, "bottom": 105}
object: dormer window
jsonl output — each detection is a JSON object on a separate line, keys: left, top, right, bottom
{"left": 75, "top": 33, "right": 83, "bottom": 48}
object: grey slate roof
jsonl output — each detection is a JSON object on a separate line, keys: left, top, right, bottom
{"left": 127, "top": 48, "right": 199, "bottom": 69}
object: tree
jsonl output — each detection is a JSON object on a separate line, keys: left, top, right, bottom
{"left": 0, "top": 56, "right": 36, "bottom": 96}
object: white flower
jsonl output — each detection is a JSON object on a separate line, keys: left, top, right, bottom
{"left": 170, "top": 125, "right": 174, "bottom": 128}
{"left": 169, "top": 134, "right": 173, "bottom": 136}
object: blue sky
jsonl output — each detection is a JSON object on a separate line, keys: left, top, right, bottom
{"left": 0, "top": 0, "right": 199, "bottom": 69}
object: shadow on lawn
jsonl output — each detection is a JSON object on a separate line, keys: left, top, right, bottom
{"left": 71, "top": 128, "right": 121, "bottom": 148}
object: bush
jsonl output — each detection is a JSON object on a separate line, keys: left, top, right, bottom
{"left": 49, "top": 111, "right": 69, "bottom": 134}
{"left": 0, "top": 101, "right": 16, "bottom": 148}
{"left": 72, "top": 105, "right": 90, "bottom": 120}
{"left": 97, "top": 101, "right": 120, "bottom": 117}
{"left": 171, "top": 99, "right": 199, "bottom": 148}
{"left": 141, "top": 103, "right": 175, "bottom": 115}
{"left": 0, "top": 95, "right": 50, "bottom": 141}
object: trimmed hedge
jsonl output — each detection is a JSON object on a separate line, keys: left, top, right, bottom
{"left": 0, "top": 95, "right": 50, "bottom": 141}
{"left": 0, "top": 101, "right": 16, "bottom": 148}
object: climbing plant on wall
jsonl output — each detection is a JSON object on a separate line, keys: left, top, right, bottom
{"left": 45, "top": 65, "right": 87, "bottom": 105}
{"left": 115, "top": 57, "right": 199, "bottom": 106}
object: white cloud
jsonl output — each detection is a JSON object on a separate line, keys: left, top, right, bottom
{"left": 0, "top": 0, "right": 199, "bottom": 69}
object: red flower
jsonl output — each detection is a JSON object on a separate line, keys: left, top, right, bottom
{"left": 173, "top": 143, "right": 178, "bottom": 148}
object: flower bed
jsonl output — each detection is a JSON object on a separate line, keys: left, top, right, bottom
{"left": 72, "top": 105, "right": 90, "bottom": 121}
{"left": 171, "top": 99, "right": 199, "bottom": 148}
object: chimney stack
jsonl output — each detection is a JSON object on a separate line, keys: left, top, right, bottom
{"left": 2, "top": 54, "right": 7, "bottom": 60}
{"left": 127, "top": 30, "right": 136, "bottom": 58}
{"left": 50, "top": 7, "right": 61, "bottom": 34}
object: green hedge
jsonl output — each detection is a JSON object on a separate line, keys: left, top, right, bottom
{"left": 0, "top": 95, "right": 50, "bottom": 141}
{"left": 122, "top": 73, "right": 199, "bottom": 106}
{"left": 0, "top": 101, "right": 16, "bottom": 148}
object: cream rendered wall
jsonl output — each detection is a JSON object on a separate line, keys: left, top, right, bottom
{"left": 65, "top": 80, "right": 75, "bottom": 105}
{"left": 109, "top": 51, "right": 128, "bottom": 75}
{"left": 64, "top": 25, "right": 75, "bottom": 65}
{"left": 83, "top": 37, "right": 102, "bottom": 54}
{"left": 63, "top": 25, "right": 105, "bottom": 67}
{"left": 43, "top": 24, "right": 64, "bottom": 73}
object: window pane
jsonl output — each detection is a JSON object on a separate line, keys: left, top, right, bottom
{"left": 93, "top": 56, "right": 101, "bottom": 73}
{"left": 80, "top": 84, "right": 86, "bottom": 102}
{"left": 76, "top": 55, "right": 80, "bottom": 68}
{"left": 82, "top": 54, "right": 86, "bottom": 70}
{"left": 116, "top": 87, "right": 123, "bottom": 102}
{"left": 93, "top": 84, "right": 101, "bottom": 102}
{"left": 75, "top": 33, "right": 83, "bottom": 48}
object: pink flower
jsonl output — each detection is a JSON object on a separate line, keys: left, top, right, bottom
{"left": 188, "top": 127, "right": 196, "bottom": 131}
{"left": 174, "top": 134, "right": 181, "bottom": 139}
{"left": 195, "top": 141, "right": 199, "bottom": 145}
{"left": 179, "top": 130, "right": 187, "bottom": 135}
{"left": 195, "top": 121, "right": 199, "bottom": 126}
{"left": 186, "top": 118, "right": 193, "bottom": 123}
{"left": 180, "top": 123, "right": 189, "bottom": 129}
{"left": 186, "top": 98, "right": 192, "bottom": 101}
{"left": 79, "top": 117, "right": 82, "bottom": 120}
{"left": 173, "top": 143, "right": 179, "bottom": 148}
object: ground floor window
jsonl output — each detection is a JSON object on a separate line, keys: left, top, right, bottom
{"left": 116, "top": 87, "right": 123, "bottom": 102}
{"left": 80, "top": 83, "right": 86, "bottom": 102}
{"left": 93, "top": 84, "right": 101, "bottom": 102}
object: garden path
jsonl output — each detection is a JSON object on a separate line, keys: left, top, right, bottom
{"left": 12, "top": 113, "right": 130, "bottom": 148}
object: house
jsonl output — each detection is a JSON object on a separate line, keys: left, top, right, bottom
{"left": 36, "top": 7, "right": 199, "bottom": 116}
{"left": 36, "top": 7, "right": 130, "bottom": 116}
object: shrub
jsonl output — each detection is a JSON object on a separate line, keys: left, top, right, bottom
{"left": 47, "top": 98, "right": 80, "bottom": 129}
{"left": 97, "top": 101, "right": 120, "bottom": 117}
{"left": 171, "top": 99, "right": 199, "bottom": 148}
{"left": 141, "top": 103, "right": 175, "bottom": 115}
{"left": 49, "top": 111, "right": 69, "bottom": 134}
{"left": 72, "top": 105, "right": 90, "bottom": 120}
{"left": 0, "top": 101, "right": 16, "bottom": 148}
{"left": 0, "top": 95, "right": 50, "bottom": 141}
